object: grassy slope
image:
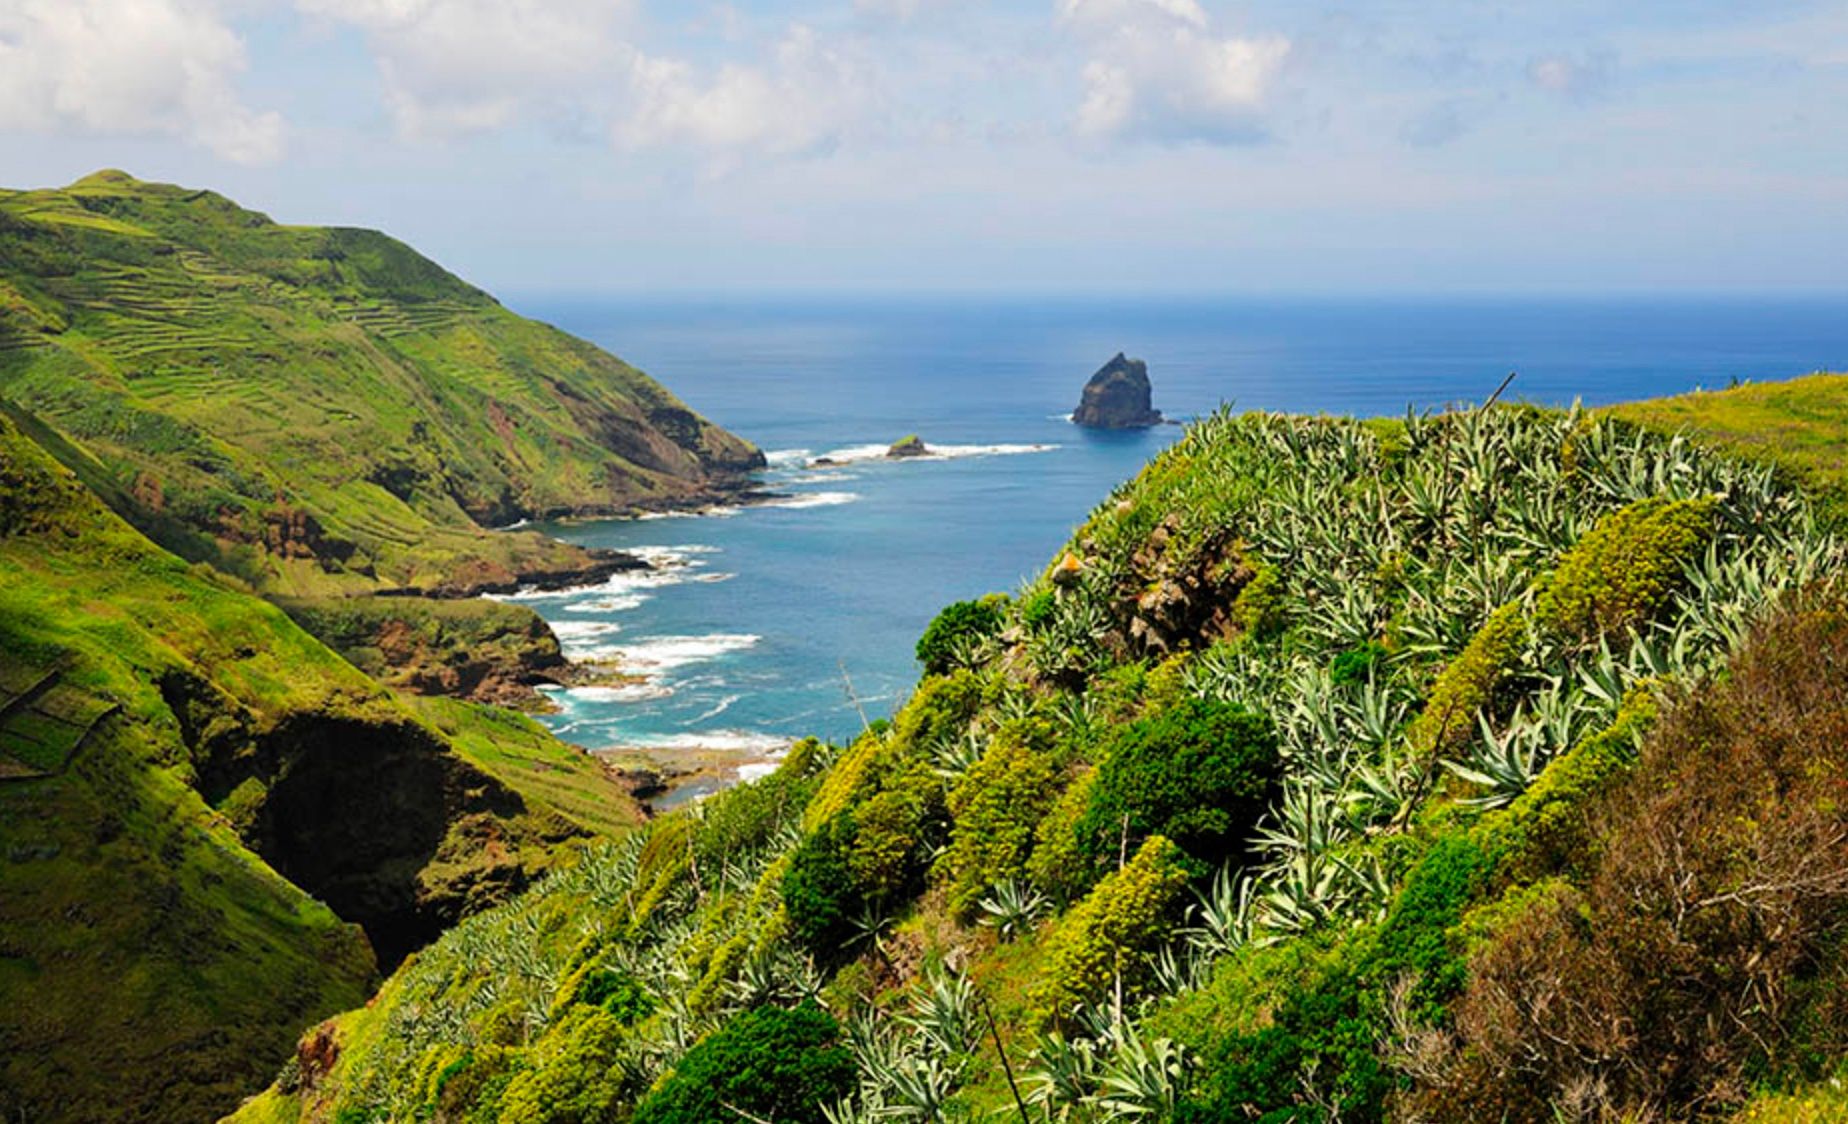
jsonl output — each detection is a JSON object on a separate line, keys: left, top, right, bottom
{"left": 1608, "top": 371, "right": 1848, "bottom": 517}
{"left": 237, "top": 384, "right": 1848, "bottom": 1123}
{"left": 0, "top": 170, "right": 760, "bottom": 598}
{"left": 0, "top": 405, "right": 638, "bottom": 1123}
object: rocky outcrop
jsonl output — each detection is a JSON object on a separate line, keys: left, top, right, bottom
{"left": 278, "top": 596, "right": 571, "bottom": 707}
{"left": 887, "top": 434, "right": 931, "bottom": 458}
{"left": 1074, "top": 353, "right": 1165, "bottom": 429}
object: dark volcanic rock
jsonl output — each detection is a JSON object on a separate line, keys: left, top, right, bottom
{"left": 1073, "top": 353, "right": 1164, "bottom": 429}
{"left": 887, "top": 434, "right": 931, "bottom": 458}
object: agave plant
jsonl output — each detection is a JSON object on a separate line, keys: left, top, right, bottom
{"left": 1149, "top": 942, "right": 1214, "bottom": 997}
{"left": 868, "top": 1053, "right": 964, "bottom": 1120}
{"left": 1091, "top": 1023, "right": 1191, "bottom": 1119}
{"left": 899, "top": 967, "right": 980, "bottom": 1060}
{"left": 977, "top": 879, "right": 1050, "bottom": 940}
{"left": 1443, "top": 710, "right": 1543, "bottom": 808}
{"left": 927, "top": 727, "right": 987, "bottom": 783}
{"left": 1026, "top": 1031, "right": 1101, "bottom": 1123}
{"left": 1249, "top": 783, "right": 1348, "bottom": 862}
{"left": 1257, "top": 850, "right": 1348, "bottom": 941}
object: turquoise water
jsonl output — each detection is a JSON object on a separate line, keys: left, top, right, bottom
{"left": 501, "top": 295, "right": 1848, "bottom": 761}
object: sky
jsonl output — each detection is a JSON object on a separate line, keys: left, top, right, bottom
{"left": 1, "top": 0, "right": 1845, "bottom": 297}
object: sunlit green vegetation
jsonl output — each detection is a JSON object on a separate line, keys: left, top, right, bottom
{"left": 0, "top": 170, "right": 759, "bottom": 597}
{"left": 239, "top": 393, "right": 1848, "bottom": 1123}
{"left": 0, "top": 404, "right": 637, "bottom": 1122}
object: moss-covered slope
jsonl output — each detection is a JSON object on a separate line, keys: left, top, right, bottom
{"left": 238, "top": 389, "right": 1848, "bottom": 1124}
{"left": 0, "top": 170, "right": 761, "bottom": 597}
{"left": 0, "top": 404, "right": 639, "bottom": 1123}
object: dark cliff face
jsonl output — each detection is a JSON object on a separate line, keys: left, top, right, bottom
{"left": 1073, "top": 353, "right": 1165, "bottom": 429}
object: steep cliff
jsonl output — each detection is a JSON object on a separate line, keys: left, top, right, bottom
{"left": 0, "top": 170, "right": 762, "bottom": 598}
{"left": 0, "top": 403, "right": 638, "bottom": 1123}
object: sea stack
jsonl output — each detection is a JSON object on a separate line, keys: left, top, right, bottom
{"left": 1073, "top": 353, "right": 1164, "bottom": 429}
{"left": 887, "top": 434, "right": 931, "bottom": 458}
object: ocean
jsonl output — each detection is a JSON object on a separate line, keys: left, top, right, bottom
{"left": 498, "top": 294, "right": 1848, "bottom": 778}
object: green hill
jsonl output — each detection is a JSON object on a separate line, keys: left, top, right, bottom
{"left": 0, "top": 403, "right": 641, "bottom": 1123}
{"left": 232, "top": 389, "right": 1848, "bottom": 1123}
{"left": 0, "top": 170, "right": 761, "bottom": 598}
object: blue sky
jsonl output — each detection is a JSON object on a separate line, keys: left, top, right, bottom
{"left": 1, "top": 0, "right": 1844, "bottom": 296}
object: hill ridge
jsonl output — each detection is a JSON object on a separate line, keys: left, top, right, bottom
{"left": 0, "top": 171, "right": 763, "bottom": 598}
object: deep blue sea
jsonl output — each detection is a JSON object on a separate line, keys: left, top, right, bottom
{"left": 499, "top": 295, "right": 1848, "bottom": 775}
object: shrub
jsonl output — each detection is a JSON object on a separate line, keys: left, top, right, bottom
{"left": 1228, "top": 561, "right": 1283, "bottom": 638}
{"left": 916, "top": 595, "right": 1006, "bottom": 674}
{"left": 781, "top": 814, "right": 861, "bottom": 956}
{"left": 695, "top": 738, "right": 825, "bottom": 867}
{"left": 1329, "top": 640, "right": 1388, "bottom": 687}
{"left": 1408, "top": 602, "right": 1525, "bottom": 761}
{"left": 1175, "top": 835, "right": 1492, "bottom": 1122}
{"left": 1027, "top": 768, "right": 1099, "bottom": 905}
{"left": 943, "top": 718, "right": 1062, "bottom": 916}
{"left": 1475, "top": 691, "right": 1657, "bottom": 882}
{"left": 632, "top": 1001, "right": 857, "bottom": 1124}
{"left": 1076, "top": 698, "right": 1281, "bottom": 868}
{"left": 577, "top": 967, "right": 654, "bottom": 1025}
{"left": 1021, "top": 587, "right": 1058, "bottom": 630}
{"left": 1401, "top": 597, "right": 1848, "bottom": 1120}
{"left": 802, "top": 672, "right": 980, "bottom": 832}
{"left": 1535, "top": 494, "right": 1716, "bottom": 643}
{"left": 844, "top": 763, "right": 942, "bottom": 898}
{"left": 495, "top": 1009, "right": 630, "bottom": 1124}
{"left": 1033, "top": 835, "right": 1191, "bottom": 1024}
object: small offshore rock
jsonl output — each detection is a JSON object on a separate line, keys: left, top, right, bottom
{"left": 1073, "top": 353, "right": 1165, "bottom": 429}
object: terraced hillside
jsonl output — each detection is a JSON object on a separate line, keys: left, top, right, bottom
{"left": 0, "top": 170, "right": 762, "bottom": 597}
{"left": 235, "top": 391, "right": 1848, "bottom": 1124}
{"left": 0, "top": 404, "right": 641, "bottom": 1123}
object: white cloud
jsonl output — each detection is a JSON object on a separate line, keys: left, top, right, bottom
{"left": 0, "top": 0, "right": 282, "bottom": 163}
{"left": 296, "top": 0, "right": 631, "bottom": 137}
{"left": 615, "top": 25, "right": 869, "bottom": 161}
{"left": 1528, "top": 51, "right": 1615, "bottom": 101}
{"left": 300, "top": 0, "right": 871, "bottom": 163}
{"left": 1059, "top": 0, "right": 1289, "bottom": 144}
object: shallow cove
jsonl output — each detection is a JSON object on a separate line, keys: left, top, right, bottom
{"left": 505, "top": 293, "right": 1848, "bottom": 766}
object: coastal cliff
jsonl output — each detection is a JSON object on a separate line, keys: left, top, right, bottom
{"left": 0, "top": 170, "right": 763, "bottom": 600}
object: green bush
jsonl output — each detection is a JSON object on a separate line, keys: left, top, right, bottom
{"left": 1076, "top": 698, "right": 1281, "bottom": 868}
{"left": 576, "top": 967, "right": 654, "bottom": 1025}
{"left": 495, "top": 1009, "right": 630, "bottom": 1124}
{"left": 1027, "top": 768, "right": 1099, "bottom": 905}
{"left": 844, "top": 763, "right": 942, "bottom": 898}
{"left": 1175, "top": 835, "right": 1493, "bottom": 1122}
{"left": 1021, "top": 587, "right": 1058, "bottom": 630}
{"left": 1229, "top": 561, "right": 1284, "bottom": 638}
{"left": 781, "top": 815, "right": 862, "bottom": 956}
{"left": 1536, "top": 495, "right": 1716, "bottom": 642}
{"left": 1408, "top": 602, "right": 1525, "bottom": 760}
{"left": 1033, "top": 835, "right": 1191, "bottom": 1024}
{"left": 694, "top": 738, "right": 826, "bottom": 868}
{"left": 1476, "top": 691, "right": 1657, "bottom": 881}
{"left": 1329, "top": 640, "right": 1388, "bottom": 687}
{"left": 943, "top": 718, "right": 1062, "bottom": 915}
{"left": 632, "top": 1001, "right": 857, "bottom": 1124}
{"left": 916, "top": 595, "right": 1006, "bottom": 674}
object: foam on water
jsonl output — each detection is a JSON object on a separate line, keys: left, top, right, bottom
{"left": 543, "top": 682, "right": 675, "bottom": 705}
{"left": 608, "top": 633, "right": 761, "bottom": 674}
{"left": 814, "top": 441, "right": 1057, "bottom": 464}
{"left": 595, "top": 729, "right": 791, "bottom": 755}
{"left": 760, "top": 491, "right": 859, "bottom": 509}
